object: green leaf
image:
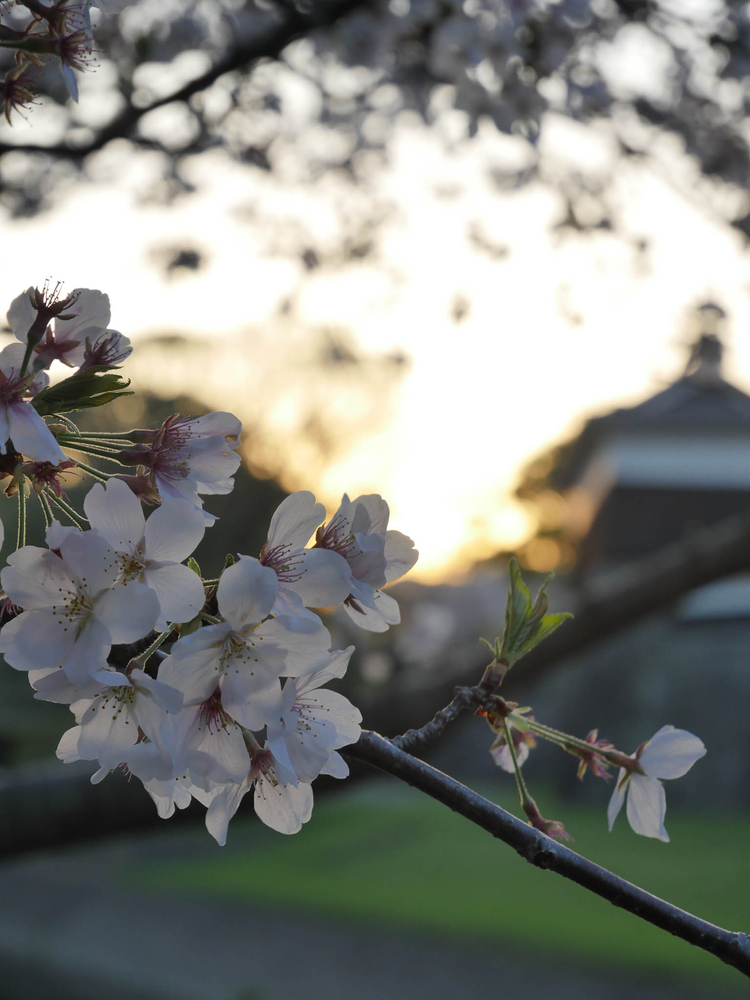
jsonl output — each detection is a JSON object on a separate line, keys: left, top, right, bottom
{"left": 187, "top": 556, "right": 202, "bottom": 577}
{"left": 32, "top": 369, "right": 133, "bottom": 416}
{"left": 516, "top": 612, "right": 573, "bottom": 658}
{"left": 497, "top": 559, "right": 572, "bottom": 667}
{"left": 500, "top": 557, "right": 532, "bottom": 659}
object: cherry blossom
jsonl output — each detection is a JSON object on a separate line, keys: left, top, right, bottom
{"left": 83, "top": 477, "right": 206, "bottom": 629}
{"left": 266, "top": 646, "right": 361, "bottom": 783}
{"left": 56, "top": 666, "right": 183, "bottom": 772}
{"left": 8, "top": 286, "right": 114, "bottom": 369}
{"left": 607, "top": 726, "right": 706, "bottom": 842}
{"left": 120, "top": 412, "right": 242, "bottom": 521}
{"left": 260, "top": 490, "right": 352, "bottom": 624}
{"left": 314, "top": 493, "right": 418, "bottom": 632}
{"left": 0, "top": 524, "right": 159, "bottom": 686}
{"left": 199, "top": 744, "right": 314, "bottom": 844}
{"left": 158, "top": 555, "right": 332, "bottom": 731}
{"left": 158, "top": 687, "right": 253, "bottom": 791}
{"left": 0, "top": 343, "right": 67, "bottom": 465}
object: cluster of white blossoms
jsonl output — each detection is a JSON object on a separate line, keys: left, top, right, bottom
{"left": 0, "top": 282, "right": 418, "bottom": 842}
{"left": 0, "top": 282, "right": 706, "bottom": 848}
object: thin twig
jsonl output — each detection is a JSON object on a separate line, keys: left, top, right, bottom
{"left": 392, "top": 661, "right": 506, "bottom": 752}
{"left": 346, "top": 730, "right": 750, "bottom": 979}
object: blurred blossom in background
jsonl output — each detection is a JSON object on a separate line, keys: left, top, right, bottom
{"left": 3, "top": 0, "right": 750, "bottom": 581}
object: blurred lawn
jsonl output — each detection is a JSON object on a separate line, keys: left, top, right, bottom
{"left": 140, "top": 780, "right": 749, "bottom": 987}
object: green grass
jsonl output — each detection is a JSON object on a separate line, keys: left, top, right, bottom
{"left": 138, "top": 780, "right": 750, "bottom": 988}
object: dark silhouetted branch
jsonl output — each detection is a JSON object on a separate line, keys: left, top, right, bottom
{"left": 0, "top": 0, "right": 371, "bottom": 159}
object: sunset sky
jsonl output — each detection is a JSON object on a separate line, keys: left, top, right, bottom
{"left": 2, "top": 106, "right": 750, "bottom": 581}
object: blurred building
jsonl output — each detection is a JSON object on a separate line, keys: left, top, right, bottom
{"left": 551, "top": 328, "right": 750, "bottom": 579}
{"left": 506, "top": 320, "right": 750, "bottom": 808}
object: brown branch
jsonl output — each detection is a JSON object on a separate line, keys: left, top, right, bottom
{"left": 391, "top": 660, "right": 507, "bottom": 753}
{"left": 0, "top": 0, "right": 371, "bottom": 159}
{"left": 347, "top": 729, "right": 750, "bottom": 980}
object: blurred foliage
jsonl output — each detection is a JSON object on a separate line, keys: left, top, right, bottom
{"left": 142, "top": 780, "right": 750, "bottom": 988}
{"left": 2, "top": 0, "right": 750, "bottom": 244}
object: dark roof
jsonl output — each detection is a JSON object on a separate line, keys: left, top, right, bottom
{"left": 550, "top": 335, "right": 750, "bottom": 490}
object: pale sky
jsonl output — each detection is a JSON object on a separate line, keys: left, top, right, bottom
{"left": 2, "top": 107, "right": 750, "bottom": 581}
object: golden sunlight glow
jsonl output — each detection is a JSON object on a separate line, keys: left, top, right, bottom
{"left": 2, "top": 116, "right": 750, "bottom": 581}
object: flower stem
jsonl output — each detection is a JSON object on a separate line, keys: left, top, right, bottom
{"left": 18, "top": 340, "right": 34, "bottom": 380}
{"left": 503, "top": 716, "right": 533, "bottom": 811}
{"left": 514, "top": 715, "right": 631, "bottom": 771}
{"left": 515, "top": 715, "right": 591, "bottom": 749}
{"left": 66, "top": 429, "right": 138, "bottom": 440}
{"left": 37, "top": 490, "right": 52, "bottom": 528}
{"left": 57, "top": 436, "right": 122, "bottom": 456}
{"left": 58, "top": 442, "right": 130, "bottom": 465}
{"left": 131, "top": 627, "right": 176, "bottom": 670}
{"left": 16, "top": 485, "right": 26, "bottom": 549}
{"left": 75, "top": 461, "right": 112, "bottom": 482}
{"left": 45, "top": 492, "right": 86, "bottom": 528}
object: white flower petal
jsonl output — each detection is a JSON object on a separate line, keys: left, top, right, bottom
{"left": 217, "top": 556, "right": 278, "bottom": 630}
{"left": 0, "top": 610, "right": 75, "bottom": 672}
{"left": 267, "top": 491, "right": 325, "bottom": 550}
{"left": 55, "top": 289, "right": 110, "bottom": 342}
{"left": 77, "top": 689, "right": 139, "bottom": 761}
{"left": 95, "top": 581, "right": 159, "bottom": 644}
{"left": 639, "top": 725, "right": 707, "bottom": 780}
{"left": 144, "top": 499, "right": 205, "bottom": 562}
{"left": 158, "top": 627, "right": 230, "bottom": 704}
{"left": 7, "top": 402, "right": 67, "bottom": 464}
{"left": 352, "top": 494, "right": 390, "bottom": 534}
{"left": 320, "top": 751, "right": 349, "bottom": 779}
{"left": 204, "top": 779, "right": 250, "bottom": 846}
{"left": 626, "top": 775, "right": 669, "bottom": 842}
{"left": 184, "top": 412, "right": 241, "bottom": 443}
{"left": 607, "top": 770, "right": 628, "bottom": 831}
{"left": 129, "top": 667, "right": 184, "bottom": 716}
{"left": 56, "top": 726, "right": 82, "bottom": 763}
{"left": 83, "top": 478, "right": 145, "bottom": 551}
{"left": 189, "top": 719, "right": 251, "bottom": 788}
{"left": 60, "top": 618, "right": 112, "bottom": 687}
{"left": 288, "top": 548, "right": 352, "bottom": 607}
{"left": 221, "top": 673, "right": 281, "bottom": 731}
{"left": 384, "top": 530, "right": 419, "bottom": 583}
{"left": 343, "top": 589, "right": 400, "bottom": 633}
{"left": 348, "top": 532, "right": 387, "bottom": 589}
{"left": 254, "top": 774, "right": 313, "bottom": 835}
{"left": 59, "top": 530, "right": 119, "bottom": 596}
{"left": 145, "top": 562, "right": 205, "bottom": 625}
{"left": 295, "top": 646, "right": 355, "bottom": 695}
{"left": 1, "top": 546, "right": 73, "bottom": 609}
{"left": 7, "top": 287, "right": 36, "bottom": 344}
